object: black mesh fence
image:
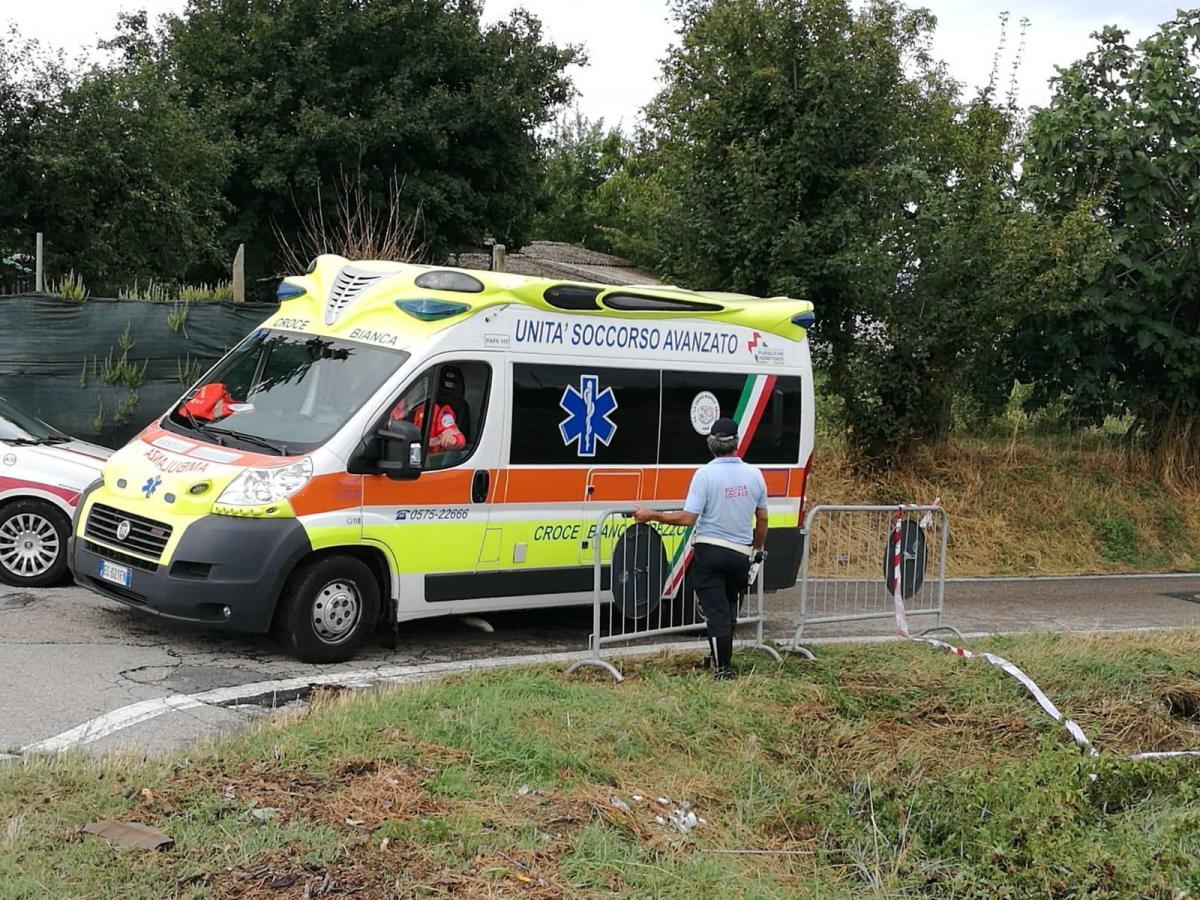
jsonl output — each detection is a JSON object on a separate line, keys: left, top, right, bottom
{"left": 0, "top": 294, "right": 276, "bottom": 448}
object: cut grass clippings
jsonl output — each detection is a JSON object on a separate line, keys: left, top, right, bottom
{"left": 4, "top": 631, "right": 1200, "bottom": 897}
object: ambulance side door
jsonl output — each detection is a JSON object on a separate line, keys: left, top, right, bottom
{"left": 361, "top": 356, "right": 501, "bottom": 599}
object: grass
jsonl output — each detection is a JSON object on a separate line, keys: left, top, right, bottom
{"left": 117, "top": 279, "right": 234, "bottom": 302}
{"left": 4, "top": 632, "right": 1200, "bottom": 897}
{"left": 812, "top": 437, "right": 1200, "bottom": 576}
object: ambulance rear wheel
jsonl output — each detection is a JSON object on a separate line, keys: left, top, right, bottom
{"left": 277, "top": 555, "right": 380, "bottom": 664}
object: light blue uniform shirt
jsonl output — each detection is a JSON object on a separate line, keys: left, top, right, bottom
{"left": 683, "top": 457, "right": 768, "bottom": 546}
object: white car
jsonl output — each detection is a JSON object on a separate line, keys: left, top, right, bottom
{"left": 0, "top": 396, "right": 111, "bottom": 587}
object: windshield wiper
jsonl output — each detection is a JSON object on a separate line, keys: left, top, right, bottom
{"left": 2, "top": 436, "right": 70, "bottom": 446}
{"left": 176, "top": 404, "right": 221, "bottom": 444}
{"left": 202, "top": 427, "right": 287, "bottom": 456}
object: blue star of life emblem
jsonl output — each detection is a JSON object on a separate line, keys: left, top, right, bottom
{"left": 142, "top": 476, "right": 162, "bottom": 498}
{"left": 559, "top": 374, "right": 618, "bottom": 457}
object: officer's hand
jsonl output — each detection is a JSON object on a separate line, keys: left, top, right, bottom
{"left": 632, "top": 507, "right": 654, "bottom": 524}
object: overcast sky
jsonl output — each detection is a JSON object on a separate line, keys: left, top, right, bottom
{"left": 7, "top": 0, "right": 1185, "bottom": 128}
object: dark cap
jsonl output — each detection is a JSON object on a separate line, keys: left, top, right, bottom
{"left": 709, "top": 417, "right": 739, "bottom": 437}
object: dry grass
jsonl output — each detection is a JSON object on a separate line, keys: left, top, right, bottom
{"left": 810, "top": 438, "right": 1200, "bottom": 575}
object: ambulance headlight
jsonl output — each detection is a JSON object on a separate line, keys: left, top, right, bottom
{"left": 217, "top": 458, "right": 313, "bottom": 506}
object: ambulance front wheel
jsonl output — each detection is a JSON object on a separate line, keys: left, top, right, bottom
{"left": 276, "top": 555, "right": 381, "bottom": 663}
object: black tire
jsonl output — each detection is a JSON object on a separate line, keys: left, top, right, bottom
{"left": 0, "top": 498, "right": 71, "bottom": 588}
{"left": 611, "top": 524, "right": 668, "bottom": 620}
{"left": 275, "top": 555, "right": 380, "bottom": 664}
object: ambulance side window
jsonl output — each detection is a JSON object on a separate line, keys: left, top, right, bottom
{"left": 742, "top": 376, "right": 802, "bottom": 464}
{"left": 384, "top": 362, "right": 491, "bottom": 471}
{"left": 660, "top": 371, "right": 751, "bottom": 464}
{"left": 511, "top": 363, "right": 659, "bottom": 465}
{"left": 659, "top": 372, "right": 803, "bottom": 464}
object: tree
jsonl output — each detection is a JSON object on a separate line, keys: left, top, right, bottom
{"left": 594, "top": 0, "right": 1108, "bottom": 464}
{"left": 156, "top": 0, "right": 578, "bottom": 282}
{"left": 1020, "top": 13, "right": 1200, "bottom": 479}
{"left": 0, "top": 24, "right": 232, "bottom": 290}
{"left": 848, "top": 95, "right": 1108, "bottom": 458}
{"left": 599, "top": 1, "right": 976, "bottom": 460}
{"left": 531, "top": 112, "right": 628, "bottom": 250}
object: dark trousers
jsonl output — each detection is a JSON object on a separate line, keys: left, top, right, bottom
{"left": 692, "top": 543, "right": 750, "bottom": 675}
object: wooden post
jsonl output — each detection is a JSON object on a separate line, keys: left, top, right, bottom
{"left": 34, "top": 232, "right": 43, "bottom": 292}
{"left": 232, "top": 243, "right": 245, "bottom": 303}
{"left": 492, "top": 243, "right": 506, "bottom": 273}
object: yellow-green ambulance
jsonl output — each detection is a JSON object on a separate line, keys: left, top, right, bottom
{"left": 69, "top": 256, "right": 815, "bottom": 662}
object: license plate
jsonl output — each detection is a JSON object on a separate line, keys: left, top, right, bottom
{"left": 97, "top": 560, "right": 132, "bottom": 588}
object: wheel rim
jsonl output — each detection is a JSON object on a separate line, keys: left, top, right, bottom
{"left": 0, "top": 512, "right": 60, "bottom": 578}
{"left": 311, "top": 579, "right": 363, "bottom": 645}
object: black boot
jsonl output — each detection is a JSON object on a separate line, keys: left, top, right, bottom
{"left": 712, "top": 634, "right": 734, "bottom": 680}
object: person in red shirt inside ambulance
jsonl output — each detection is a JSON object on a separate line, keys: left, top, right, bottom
{"left": 389, "top": 367, "right": 468, "bottom": 455}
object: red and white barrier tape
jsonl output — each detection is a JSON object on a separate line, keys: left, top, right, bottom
{"left": 890, "top": 507, "right": 1200, "bottom": 761}
{"left": 889, "top": 511, "right": 1099, "bottom": 755}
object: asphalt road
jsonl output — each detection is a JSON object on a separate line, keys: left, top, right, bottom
{"left": 4, "top": 575, "right": 1200, "bottom": 758}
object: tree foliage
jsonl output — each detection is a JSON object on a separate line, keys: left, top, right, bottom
{"left": 531, "top": 112, "right": 628, "bottom": 250}
{"left": 609, "top": 0, "right": 1103, "bottom": 463}
{"left": 0, "top": 1, "right": 576, "bottom": 291}
{"left": 0, "top": 26, "right": 230, "bottom": 289}
{"left": 157, "top": 0, "right": 578, "bottom": 282}
{"left": 1021, "top": 13, "right": 1200, "bottom": 478}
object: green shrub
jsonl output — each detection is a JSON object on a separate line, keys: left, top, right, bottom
{"left": 101, "top": 325, "right": 146, "bottom": 388}
{"left": 113, "top": 392, "right": 139, "bottom": 425}
{"left": 167, "top": 299, "right": 189, "bottom": 335}
{"left": 175, "top": 354, "right": 202, "bottom": 386}
{"left": 179, "top": 280, "right": 234, "bottom": 302}
{"left": 49, "top": 270, "right": 88, "bottom": 301}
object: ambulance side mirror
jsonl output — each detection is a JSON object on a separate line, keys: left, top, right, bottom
{"left": 375, "top": 420, "right": 423, "bottom": 481}
{"left": 348, "top": 420, "right": 423, "bottom": 480}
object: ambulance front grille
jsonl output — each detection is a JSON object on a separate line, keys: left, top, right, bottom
{"left": 326, "top": 266, "right": 389, "bottom": 324}
{"left": 84, "top": 541, "right": 159, "bottom": 573}
{"left": 84, "top": 504, "right": 173, "bottom": 561}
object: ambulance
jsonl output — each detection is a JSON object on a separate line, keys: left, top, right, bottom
{"left": 69, "top": 256, "right": 815, "bottom": 662}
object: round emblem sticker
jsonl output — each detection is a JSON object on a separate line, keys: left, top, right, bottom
{"left": 690, "top": 391, "right": 721, "bottom": 435}
{"left": 2, "top": 453, "right": 15, "bottom": 467}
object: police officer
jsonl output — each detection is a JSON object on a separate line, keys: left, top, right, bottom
{"left": 634, "top": 417, "right": 767, "bottom": 679}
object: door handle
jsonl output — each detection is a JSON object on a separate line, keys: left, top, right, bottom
{"left": 471, "top": 470, "right": 489, "bottom": 504}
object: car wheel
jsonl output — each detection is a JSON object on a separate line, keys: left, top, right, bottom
{"left": 276, "top": 555, "right": 380, "bottom": 663}
{"left": 0, "top": 499, "right": 71, "bottom": 588}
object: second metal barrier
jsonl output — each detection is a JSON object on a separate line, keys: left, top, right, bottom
{"left": 792, "top": 504, "right": 961, "bottom": 652}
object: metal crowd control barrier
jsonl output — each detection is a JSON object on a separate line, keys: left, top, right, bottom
{"left": 568, "top": 507, "right": 783, "bottom": 682}
{"left": 792, "top": 504, "right": 960, "bottom": 652}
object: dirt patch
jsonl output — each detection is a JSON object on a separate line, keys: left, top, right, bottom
{"left": 215, "top": 844, "right": 573, "bottom": 899}
{"left": 326, "top": 763, "right": 442, "bottom": 829}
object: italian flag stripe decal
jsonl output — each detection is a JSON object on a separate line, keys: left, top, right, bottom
{"left": 659, "top": 373, "right": 777, "bottom": 599}
{"left": 736, "top": 374, "right": 776, "bottom": 456}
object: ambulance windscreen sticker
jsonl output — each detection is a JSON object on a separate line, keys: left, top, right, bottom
{"left": 559, "top": 374, "right": 618, "bottom": 457}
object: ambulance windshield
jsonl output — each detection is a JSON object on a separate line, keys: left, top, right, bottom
{"left": 166, "top": 330, "right": 408, "bottom": 455}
